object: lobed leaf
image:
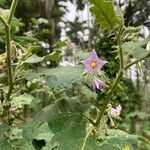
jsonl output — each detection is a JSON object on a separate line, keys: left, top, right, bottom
{"left": 24, "top": 66, "right": 83, "bottom": 91}
{"left": 122, "top": 36, "right": 150, "bottom": 64}
{"left": 89, "top": 0, "right": 119, "bottom": 30}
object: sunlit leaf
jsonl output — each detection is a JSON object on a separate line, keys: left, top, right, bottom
{"left": 122, "top": 145, "right": 131, "bottom": 150}
{"left": 44, "top": 50, "right": 61, "bottom": 61}
{"left": 11, "top": 93, "right": 36, "bottom": 106}
{"left": 89, "top": 0, "right": 119, "bottom": 30}
{"left": 53, "top": 40, "right": 67, "bottom": 48}
{"left": 22, "top": 54, "right": 44, "bottom": 64}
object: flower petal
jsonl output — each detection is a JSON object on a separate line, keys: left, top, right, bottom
{"left": 83, "top": 50, "right": 107, "bottom": 74}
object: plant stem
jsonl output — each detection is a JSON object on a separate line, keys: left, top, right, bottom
{"left": 6, "top": 0, "right": 19, "bottom": 101}
{"left": 95, "top": 69, "right": 123, "bottom": 126}
{"left": 0, "top": 16, "right": 10, "bottom": 28}
{"left": 7, "top": 0, "right": 19, "bottom": 24}
{"left": 0, "top": 0, "right": 19, "bottom": 101}
{"left": 0, "top": 17, "right": 13, "bottom": 101}
{"left": 116, "top": 35, "right": 124, "bottom": 69}
{"left": 6, "top": 26, "right": 13, "bottom": 101}
{"left": 95, "top": 30, "right": 124, "bottom": 127}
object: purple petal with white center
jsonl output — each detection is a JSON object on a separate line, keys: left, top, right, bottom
{"left": 83, "top": 49, "right": 107, "bottom": 73}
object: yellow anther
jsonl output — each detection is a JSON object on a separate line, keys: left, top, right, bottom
{"left": 90, "top": 61, "right": 97, "bottom": 68}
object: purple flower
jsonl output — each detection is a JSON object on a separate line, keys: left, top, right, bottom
{"left": 109, "top": 105, "right": 122, "bottom": 118}
{"left": 92, "top": 79, "right": 106, "bottom": 91}
{"left": 83, "top": 50, "right": 107, "bottom": 73}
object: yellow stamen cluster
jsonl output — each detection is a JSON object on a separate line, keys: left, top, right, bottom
{"left": 90, "top": 61, "right": 97, "bottom": 68}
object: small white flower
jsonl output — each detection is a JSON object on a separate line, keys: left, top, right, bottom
{"left": 109, "top": 105, "right": 122, "bottom": 118}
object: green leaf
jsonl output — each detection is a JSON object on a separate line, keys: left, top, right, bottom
{"left": 24, "top": 66, "right": 83, "bottom": 91}
{"left": 34, "top": 122, "right": 54, "bottom": 141}
{"left": 17, "top": 96, "right": 139, "bottom": 150}
{"left": 11, "top": 139, "right": 36, "bottom": 150}
{"left": 122, "top": 145, "right": 130, "bottom": 150}
{"left": 22, "top": 54, "right": 44, "bottom": 64}
{"left": 122, "top": 36, "right": 150, "bottom": 63}
{"left": 11, "top": 93, "right": 36, "bottom": 106}
{"left": 0, "top": 124, "right": 10, "bottom": 139}
{"left": 89, "top": 0, "right": 119, "bottom": 30}
{"left": 0, "top": 0, "right": 5, "bottom": 6}
{"left": 96, "top": 129, "right": 138, "bottom": 150}
{"left": 21, "top": 50, "right": 61, "bottom": 65}
{"left": 49, "top": 113, "right": 87, "bottom": 150}
{"left": 46, "top": 66, "right": 82, "bottom": 91}
{"left": 0, "top": 139, "right": 11, "bottom": 150}
{"left": 133, "top": 47, "right": 150, "bottom": 60}
{"left": 136, "top": 36, "right": 150, "bottom": 47}
{"left": 19, "top": 99, "right": 89, "bottom": 149}
{"left": 13, "top": 35, "right": 38, "bottom": 43}
{"left": 28, "top": 99, "right": 138, "bottom": 150}
{"left": 32, "top": 122, "right": 54, "bottom": 149}
{"left": 53, "top": 40, "right": 67, "bottom": 48}
{"left": 54, "top": 128, "right": 137, "bottom": 150}
{"left": 28, "top": 99, "right": 89, "bottom": 129}
{"left": 127, "top": 111, "right": 150, "bottom": 120}
{"left": 80, "top": 85, "right": 97, "bottom": 101}
{"left": 48, "top": 114, "right": 138, "bottom": 150}
{"left": 74, "top": 51, "right": 91, "bottom": 61}
{"left": 44, "top": 50, "right": 61, "bottom": 61}
{"left": 27, "top": 46, "right": 41, "bottom": 54}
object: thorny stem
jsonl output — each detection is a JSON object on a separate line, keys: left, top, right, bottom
{"left": 0, "top": 17, "right": 13, "bottom": 102}
{"left": 95, "top": 69, "right": 123, "bottom": 126}
{"left": 7, "top": 0, "right": 19, "bottom": 101}
{"left": 6, "top": 25, "right": 13, "bottom": 101}
{"left": 116, "top": 34, "right": 124, "bottom": 69}
{"left": 0, "top": 16, "right": 10, "bottom": 28}
{"left": 0, "top": 0, "right": 19, "bottom": 101}
{"left": 7, "top": 0, "right": 19, "bottom": 24}
{"left": 95, "top": 30, "right": 124, "bottom": 127}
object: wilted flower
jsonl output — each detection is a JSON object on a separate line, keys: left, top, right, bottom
{"left": 83, "top": 50, "right": 107, "bottom": 73}
{"left": 92, "top": 79, "right": 106, "bottom": 91}
{"left": 109, "top": 105, "right": 122, "bottom": 117}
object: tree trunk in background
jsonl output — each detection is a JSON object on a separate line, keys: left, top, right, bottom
{"left": 44, "top": 0, "right": 55, "bottom": 52}
{"left": 45, "top": 0, "right": 54, "bottom": 19}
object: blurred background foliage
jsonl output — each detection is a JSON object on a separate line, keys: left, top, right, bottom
{"left": 0, "top": 0, "right": 149, "bottom": 149}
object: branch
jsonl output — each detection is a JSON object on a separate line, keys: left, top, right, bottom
{"left": 7, "top": 0, "right": 19, "bottom": 24}
{"left": 138, "top": 136, "right": 150, "bottom": 145}
{"left": 0, "top": 16, "right": 10, "bottom": 28}
{"left": 95, "top": 30, "right": 124, "bottom": 127}
{"left": 6, "top": 26, "right": 13, "bottom": 101}
{"left": 0, "top": 16, "right": 13, "bottom": 101}
{"left": 0, "top": 0, "right": 19, "bottom": 101}
{"left": 124, "top": 54, "right": 150, "bottom": 70}
{"left": 95, "top": 69, "right": 123, "bottom": 126}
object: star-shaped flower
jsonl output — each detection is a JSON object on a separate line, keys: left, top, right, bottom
{"left": 83, "top": 50, "right": 107, "bottom": 73}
